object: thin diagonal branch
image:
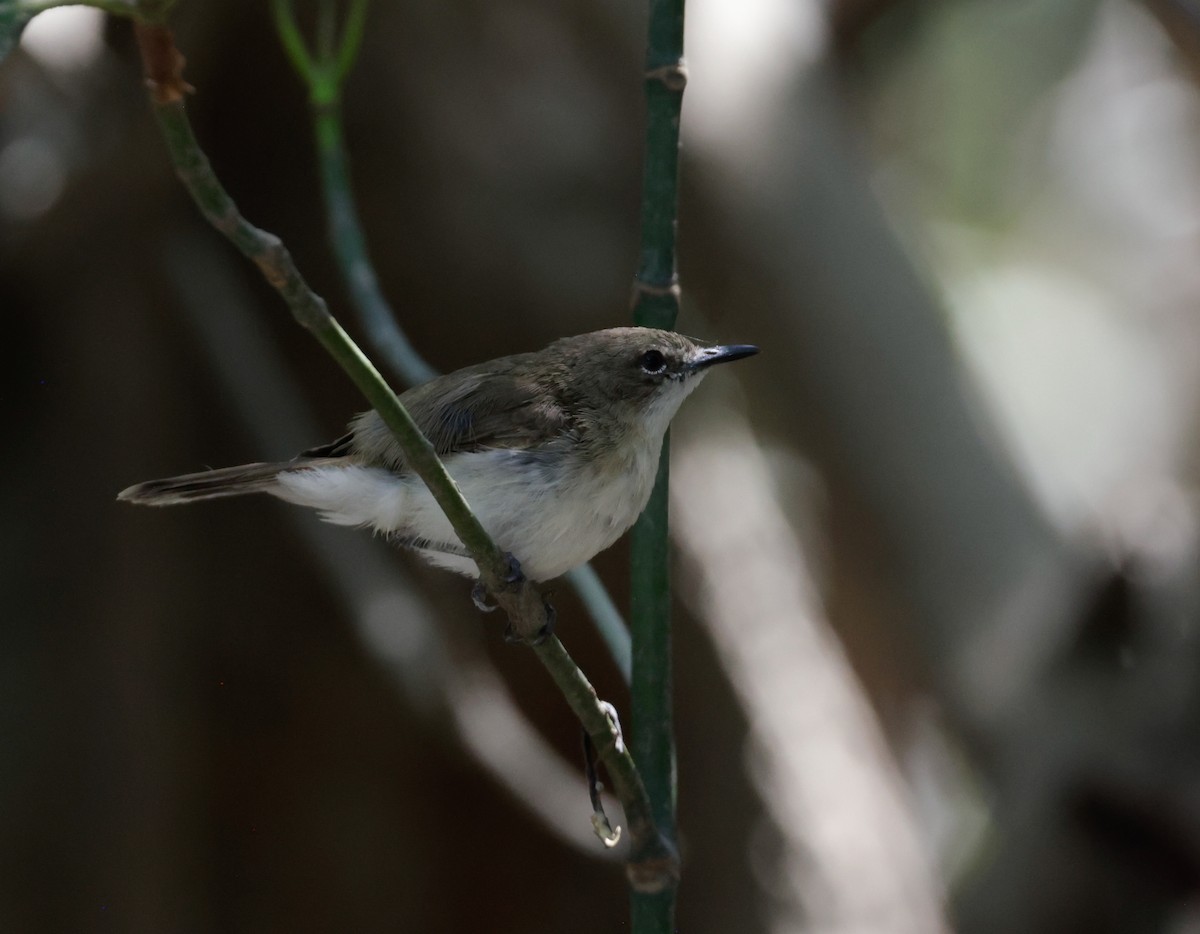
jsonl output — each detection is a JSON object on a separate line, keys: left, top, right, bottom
{"left": 130, "top": 18, "right": 675, "bottom": 887}
{"left": 134, "top": 20, "right": 519, "bottom": 611}
{"left": 162, "top": 230, "right": 626, "bottom": 857}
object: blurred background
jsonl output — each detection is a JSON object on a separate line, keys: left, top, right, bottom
{"left": 5, "top": 0, "right": 1200, "bottom": 931}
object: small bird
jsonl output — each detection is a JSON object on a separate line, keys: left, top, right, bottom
{"left": 119, "top": 327, "right": 757, "bottom": 582}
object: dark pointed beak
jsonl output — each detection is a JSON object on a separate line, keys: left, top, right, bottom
{"left": 689, "top": 343, "right": 760, "bottom": 372}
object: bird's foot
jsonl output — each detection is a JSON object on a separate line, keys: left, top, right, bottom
{"left": 597, "top": 700, "right": 625, "bottom": 753}
{"left": 473, "top": 552, "right": 525, "bottom": 611}
{"left": 501, "top": 552, "right": 524, "bottom": 588}
{"left": 471, "top": 580, "right": 497, "bottom": 613}
{"left": 474, "top": 552, "right": 554, "bottom": 645}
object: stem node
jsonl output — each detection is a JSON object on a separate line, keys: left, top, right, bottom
{"left": 644, "top": 62, "right": 688, "bottom": 91}
{"left": 133, "top": 21, "right": 192, "bottom": 103}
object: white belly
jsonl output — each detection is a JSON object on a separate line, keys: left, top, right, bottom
{"left": 273, "top": 438, "right": 663, "bottom": 581}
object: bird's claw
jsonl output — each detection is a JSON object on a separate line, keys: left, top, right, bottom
{"left": 471, "top": 580, "right": 498, "bottom": 613}
{"left": 486, "top": 552, "right": 527, "bottom": 616}
{"left": 475, "top": 551, "right": 527, "bottom": 612}
{"left": 501, "top": 552, "right": 524, "bottom": 588}
{"left": 597, "top": 700, "right": 625, "bottom": 754}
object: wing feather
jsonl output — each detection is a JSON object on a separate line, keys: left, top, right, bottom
{"left": 308, "top": 358, "right": 574, "bottom": 471}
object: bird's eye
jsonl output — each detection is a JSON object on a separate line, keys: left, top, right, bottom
{"left": 639, "top": 349, "right": 667, "bottom": 374}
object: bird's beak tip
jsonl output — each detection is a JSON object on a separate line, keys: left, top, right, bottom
{"left": 692, "top": 343, "right": 760, "bottom": 371}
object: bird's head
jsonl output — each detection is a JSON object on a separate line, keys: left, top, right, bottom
{"left": 543, "top": 327, "right": 759, "bottom": 440}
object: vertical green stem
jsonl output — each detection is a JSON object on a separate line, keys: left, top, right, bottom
{"left": 630, "top": 0, "right": 686, "bottom": 929}
{"left": 629, "top": 448, "right": 675, "bottom": 834}
{"left": 633, "top": 0, "right": 685, "bottom": 327}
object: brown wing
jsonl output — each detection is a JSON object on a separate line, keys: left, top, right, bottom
{"left": 321, "top": 358, "right": 575, "bottom": 471}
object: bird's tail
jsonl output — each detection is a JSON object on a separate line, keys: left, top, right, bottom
{"left": 118, "top": 460, "right": 328, "bottom": 506}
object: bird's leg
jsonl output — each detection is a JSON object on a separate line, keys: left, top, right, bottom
{"left": 471, "top": 552, "right": 555, "bottom": 645}
{"left": 536, "top": 592, "right": 556, "bottom": 643}
{"left": 501, "top": 551, "right": 524, "bottom": 586}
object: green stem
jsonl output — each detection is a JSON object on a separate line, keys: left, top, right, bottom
{"left": 333, "top": 0, "right": 368, "bottom": 84}
{"left": 632, "top": 0, "right": 686, "bottom": 329}
{"left": 312, "top": 102, "right": 440, "bottom": 385}
{"left": 269, "top": 0, "right": 314, "bottom": 82}
{"left": 629, "top": 449, "right": 677, "bottom": 925}
{"left": 630, "top": 0, "right": 687, "bottom": 928}
{"left": 629, "top": 451, "right": 674, "bottom": 822}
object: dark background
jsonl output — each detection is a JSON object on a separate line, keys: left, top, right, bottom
{"left": 5, "top": 1, "right": 1200, "bottom": 931}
